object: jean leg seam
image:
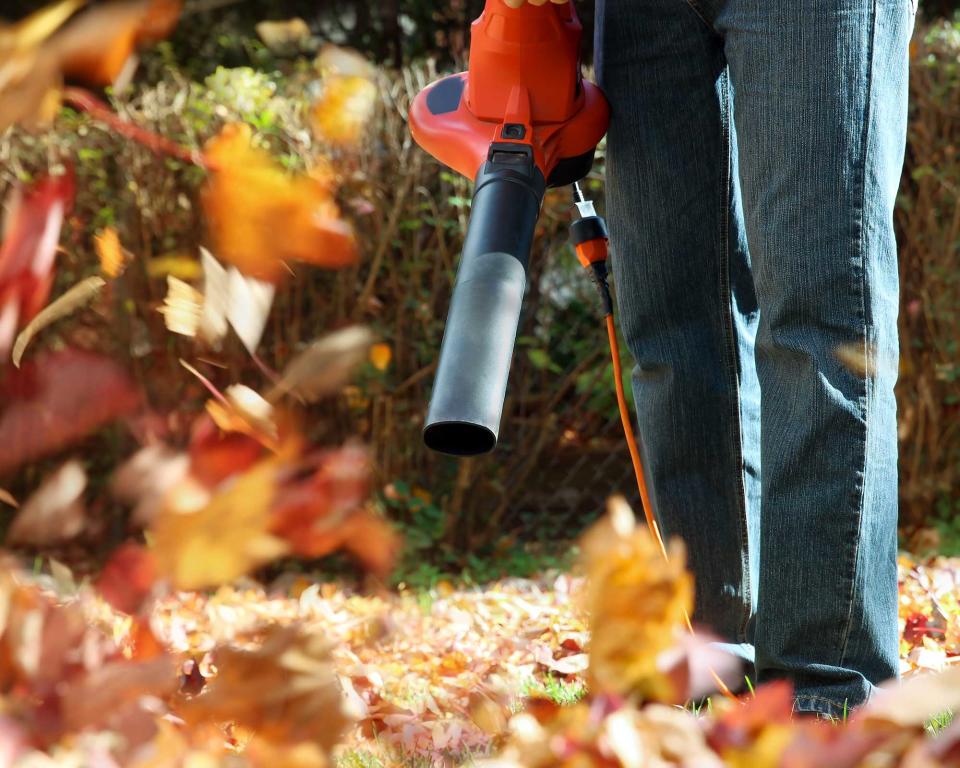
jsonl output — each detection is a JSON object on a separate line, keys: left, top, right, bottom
{"left": 717, "top": 68, "right": 753, "bottom": 645}
{"left": 838, "top": 0, "right": 877, "bottom": 669}
{"left": 681, "top": 0, "right": 714, "bottom": 31}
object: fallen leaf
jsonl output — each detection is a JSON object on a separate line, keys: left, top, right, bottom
{"left": 6, "top": 460, "right": 86, "bottom": 546}
{"left": 11, "top": 275, "right": 105, "bottom": 366}
{"left": 150, "top": 458, "right": 287, "bottom": 590}
{"left": 267, "top": 326, "right": 373, "bottom": 403}
{"left": 201, "top": 123, "right": 358, "bottom": 282}
{"left": 0, "top": 349, "right": 139, "bottom": 476}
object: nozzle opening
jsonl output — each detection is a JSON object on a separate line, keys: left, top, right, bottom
{"left": 423, "top": 422, "right": 497, "bottom": 457}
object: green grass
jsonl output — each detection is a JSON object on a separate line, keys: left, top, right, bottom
{"left": 927, "top": 709, "right": 955, "bottom": 735}
{"left": 519, "top": 673, "right": 588, "bottom": 708}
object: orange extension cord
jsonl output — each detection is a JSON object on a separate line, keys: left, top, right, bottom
{"left": 604, "top": 313, "right": 738, "bottom": 701}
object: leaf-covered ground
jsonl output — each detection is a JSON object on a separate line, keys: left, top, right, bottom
{"left": 17, "top": 545, "right": 945, "bottom": 767}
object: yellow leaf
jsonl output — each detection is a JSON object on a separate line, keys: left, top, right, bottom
{"left": 158, "top": 275, "right": 202, "bottom": 337}
{"left": 0, "top": 0, "right": 86, "bottom": 51}
{"left": 579, "top": 497, "right": 694, "bottom": 701}
{"left": 723, "top": 725, "right": 793, "bottom": 768}
{"left": 95, "top": 226, "right": 127, "bottom": 277}
{"left": 146, "top": 253, "right": 202, "bottom": 280}
{"left": 369, "top": 342, "right": 392, "bottom": 371}
{"left": 12, "top": 276, "right": 106, "bottom": 367}
{"left": 150, "top": 459, "right": 288, "bottom": 590}
{"left": 201, "top": 123, "right": 358, "bottom": 282}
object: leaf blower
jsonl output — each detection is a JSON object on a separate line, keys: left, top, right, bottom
{"left": 409, "top": 0, "right": 610, "bottom": 457}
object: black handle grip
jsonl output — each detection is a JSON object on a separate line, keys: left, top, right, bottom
{"left": 424, "top": 149, "right": 546, "bottom": 456}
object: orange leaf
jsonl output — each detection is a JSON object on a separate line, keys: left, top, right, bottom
{"left": 201, "top": 123, "right": 358, "bottom": 282}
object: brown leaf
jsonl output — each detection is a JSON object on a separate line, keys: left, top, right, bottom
{"left": 11, "top": 275, "right": 106, "bottom": 367}
{"left": 6, "top": 460, "right": 86, "bottom": 546}
{"left": 267, "top": 326, "right": 373, "bottom": 404}
{"left": 181, "top": 625, "right": 356, "bottom": 749}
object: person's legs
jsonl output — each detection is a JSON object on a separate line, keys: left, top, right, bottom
{"left": 716, "top": 0, "right": 915, "bottom": 715}
{"left": 596, "top": 0, "right": 761, "bottom": 653}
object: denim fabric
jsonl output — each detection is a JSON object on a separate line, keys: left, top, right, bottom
{"left": 595, "top": 0, "right": 914, "bottom": 717}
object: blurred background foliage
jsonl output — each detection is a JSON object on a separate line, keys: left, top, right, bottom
{"left": 1, "top": 1, "right": 958, "bottom": 583}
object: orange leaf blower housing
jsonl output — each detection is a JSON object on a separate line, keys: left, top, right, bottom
{"left": 410, "top": 0, "right": 610, "bottom": 457}
{"left": 410, "top": 0, "right": 609, "bottom": 187}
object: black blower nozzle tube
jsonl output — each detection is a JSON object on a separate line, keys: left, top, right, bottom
{"left": 424, "top": 147, "right": 546, "bottom": 456}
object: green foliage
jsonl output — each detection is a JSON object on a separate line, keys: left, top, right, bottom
{"left": 896, "top": 13, "right": 960, "bottom": 531}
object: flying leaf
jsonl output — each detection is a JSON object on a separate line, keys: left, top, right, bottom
{"left": 225, "top": 265, "right": 274, "bottom": 354}
{"left": 310, "top": 74, "right": 378, "bottom": 147}
{"left": 579, "top": 497, "right": 694, "bottom": 702}
{"left": 111, "top": 444, "right": 189, "bottom": 526}
{"left": 6, "top": 460, "right": 86, "bottom": 546}
{"left": 255, "top": 18, "right": 312, "bottom": 56}
{"left": 181, "top": 625, "right": 356, "bottom": 749}
{"left": 201, "top": 123, "right": 358, "bottom": 282}
{"left": 311, "top": 46, "right": 377, "bottom": 146}
{"left": 369, "top": 342, "right": 392, "bottom": 372}
{"left": 0, "top": 171, "right": 75, "bottom": 358}
{"left": 145, "top": 253, "right": 201, "bottom": 280}
{"left": 158, "top": 275, "right": 202, "bottom": 337}
{"left": 269, "top": 444, "right": 399, "bottom": 576}
{"left": 150, "top": 458, "right": 287, "bottom": 590}
{"left": 0, "top": 0, "right": 182, "bottom": 132}
{"left": 0, "top": 488, "right": 17, "bottom": 508}
{"left": 11, "top": 275, "right": 105, "bottom": 366}
{"left": 95, "top": 227, "right": 128, "bottom": 278}
{"left": 95, "top": 542, "right": 158, "bottom": 614}
{"left": 0, "top": 349, "right": 139, "bottom": 476}
{"left": 267, "top": 326, "right": 373, "bottom": 404}
{"left": 858, "top": 667, "right": 960, "bottom": 729}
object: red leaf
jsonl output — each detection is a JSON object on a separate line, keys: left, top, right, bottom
{"left": 0, "top": 172, "right": 75, "bottom": 356}
{"left": 0, "top": 349, "right": 140, "bottom": 477}
{"left": 708, "top": 680, "right": 795, "bottom": 751}
{"left": 188, "top": 413, "right": 265, "bottom": 487}
{"left": 96, "top": 543, "right": 157, "bottom": 614}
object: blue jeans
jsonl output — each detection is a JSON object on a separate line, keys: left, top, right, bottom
{"left": 596, "top": 0, "right": 915, "bottom": 717}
